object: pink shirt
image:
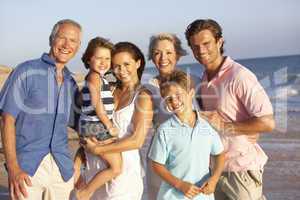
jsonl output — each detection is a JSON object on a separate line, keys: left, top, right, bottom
{"left": 200, "top": 57, "right": 273, "bottom": 171}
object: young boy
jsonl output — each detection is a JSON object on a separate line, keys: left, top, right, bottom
{"left": 148, "top": 70, "right": 225, "bottom": 200}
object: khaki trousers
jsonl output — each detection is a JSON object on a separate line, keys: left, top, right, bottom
{"left": 215, "top": 170, "right": 266, "bottom": 200}
{"left": 20, "top": 153, "right": 74, "bottom": 200}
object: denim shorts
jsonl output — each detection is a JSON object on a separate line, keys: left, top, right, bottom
{"left": 80, "top": 120, "right": 113, "bottom": 141}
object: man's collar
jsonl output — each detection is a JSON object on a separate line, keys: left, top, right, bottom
{"left": 63, "top": 67, "right": 73, "bottom": 80}
{"left": 41, "top": 53, "right": 73, "bottom": 79}
{"left": 202, "top": 56, "right": 234, "bottom": 85}
{"left": 215, "top": 56, "right": 234, "bottom": 78}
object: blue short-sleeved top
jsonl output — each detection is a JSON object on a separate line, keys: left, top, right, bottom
{"left": 0, "top": 53, "right": 78, "bottom": 181}
{"left": 148, "top": 112, "right": 224, "bottom": 200}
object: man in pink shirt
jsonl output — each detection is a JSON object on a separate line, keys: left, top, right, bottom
{"left": 185, "top": 19, "right": 275, "bottom": 200}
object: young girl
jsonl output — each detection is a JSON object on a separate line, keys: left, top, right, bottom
{"left": 73, "top": 37, "right": 122, "bottom": 200}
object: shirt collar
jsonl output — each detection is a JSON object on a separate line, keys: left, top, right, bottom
{"left": 148, "top": 77, "right": 160, "bottom": 88}
{"left": 170, "top": 111, "right": 200, "bottom": 128}
{"left": 41, "top": 53, "right": 56, "bottom": 66}
{"left": 41, "top": 53, "right": 73, "bottom": 80}
{"left": 202, "top": 56, "right": 234, "bottom": 85}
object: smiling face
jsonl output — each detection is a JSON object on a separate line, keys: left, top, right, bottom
{"left": 162, "top": 84, "right": 194, "bottom": 115}
{"left": 189, "top": 29, "right": 223, "bottom": 71}
{"left": 88, "top": 47, "right": 111, "bottom": 76}
{"left": 112, "top": 52, "right": 140, "bottom": 84}
{"left": 49, "top": 23, "right": 81, "bottom": 68}
{"left": 152, "top": 39, "right": 178, "bottom": 77}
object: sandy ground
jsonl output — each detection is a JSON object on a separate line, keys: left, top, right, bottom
{"left": 0, "top": 132, "right": 300, "bottom": 200}
{"left": 261, "top": 136, "right": 300, "bottom": 200}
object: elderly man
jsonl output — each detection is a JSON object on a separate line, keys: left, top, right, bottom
{"left": 0, "top": 19, "right": 81, "bottom": 200}
{"left": 185, "top": 19, "right": 275, "bottom": 200}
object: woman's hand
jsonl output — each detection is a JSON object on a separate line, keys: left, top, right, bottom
{"left": 81, "top": 137, "right": 117, "bottom": 155}
{"left": 81, "top": 137, "right": 98, "bottom": 155}
{"left": 108, "top": 126, "right": 119, "bottom": 137}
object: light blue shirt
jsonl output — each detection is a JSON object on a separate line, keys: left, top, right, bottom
{"left": 148, "top": 112, "right": 224, "bottom": 200}
{"left": 0, "top": 53, "right": 78, "bottom": 181}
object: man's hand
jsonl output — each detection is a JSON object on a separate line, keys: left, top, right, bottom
{"left": 199, "top": 176, "right": 218, "bottom": 195}
{"left": 246, "top": 133, "right": 259, "bottom": 144}
{"left": 200, "top": 111, "right": 225, "bottom": 133}
{"left": 8, "top": 166, "right": 32, "bottom": 200}
{"left": 200, "top": 111, "right": 259, "bottom": 141}
{"left": 176, "top": 181, "right": 202, "bottom": 199}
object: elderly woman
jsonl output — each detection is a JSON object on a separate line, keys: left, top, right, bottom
{"left": 145, "top": 33, "right": 201, "bottom": 199}
{"left": 147, "top": 33, "right": 201, "bottom": 127}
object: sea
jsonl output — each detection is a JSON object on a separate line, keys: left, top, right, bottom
{"left": 142, "top": 54, "right": 300, "bottom": 136}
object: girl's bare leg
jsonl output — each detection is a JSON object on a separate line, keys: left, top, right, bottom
{"left": 75, "top": 152, "right": 122, "bottom": 200}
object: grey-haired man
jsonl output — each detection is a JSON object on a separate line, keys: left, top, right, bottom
{"left": 0, "top": 19, "right": 82, "bottom": 200}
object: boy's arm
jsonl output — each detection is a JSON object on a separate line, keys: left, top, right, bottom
{"left": 210, "top": 152, "right": 225, "bottom": 180}
{"left": 200, "top": 152, "right": 225, "bottom": 195}
{"left": 151, "top": 160, "right": 201, "bottom": 199}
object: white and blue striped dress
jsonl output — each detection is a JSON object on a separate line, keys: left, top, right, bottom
{"left": 80, "top": 76, "right": 114, "bottom": 140}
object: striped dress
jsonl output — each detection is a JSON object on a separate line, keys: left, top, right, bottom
{"left": 80, "top": 75, "right": 114, "bottom": 140}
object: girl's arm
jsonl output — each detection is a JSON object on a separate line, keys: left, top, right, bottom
{"left": 87, "top": 73, "right": 114, "bottom": 130}
{"left": 84, "top": 89, "right": 153, "bottom": 154}
{"left": 73, "top": 147, "right": 85, "bottom": 184}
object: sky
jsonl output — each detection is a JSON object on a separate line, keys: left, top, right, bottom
{"left": 1, "top": 0, "right": 300, "bottom": 72}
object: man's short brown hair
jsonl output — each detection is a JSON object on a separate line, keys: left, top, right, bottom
{"left": 185, "top": 19, "right": 224, "bottom": 54}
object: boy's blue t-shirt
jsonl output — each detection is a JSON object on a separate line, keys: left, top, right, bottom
{"left": 148, "top": 113, "right": 224, "bottom": 200}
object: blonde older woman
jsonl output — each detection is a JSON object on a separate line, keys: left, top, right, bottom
{"left": 145, "top": 33, "right": 201, "bottom": 200}
{"left": 147, "top": 33, "right": 201, "bottom": 127}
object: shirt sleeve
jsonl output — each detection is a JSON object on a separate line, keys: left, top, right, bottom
{"left": 148, "top": 128, "right": 168, "bottom": 164}
{"left": 68, "top": 82, "right": 81, "bottom": 131}
{"left": 0, "top": 71, "right": 14, "bottom": 114}
{"left": 0, "top": 66, "right": 27, "bottom": 119}
{"left": 210, "top": 127, "right": 224, "bottom": 155}
{"left": 236, "top": 69, "right": 273, "bottom": 117}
